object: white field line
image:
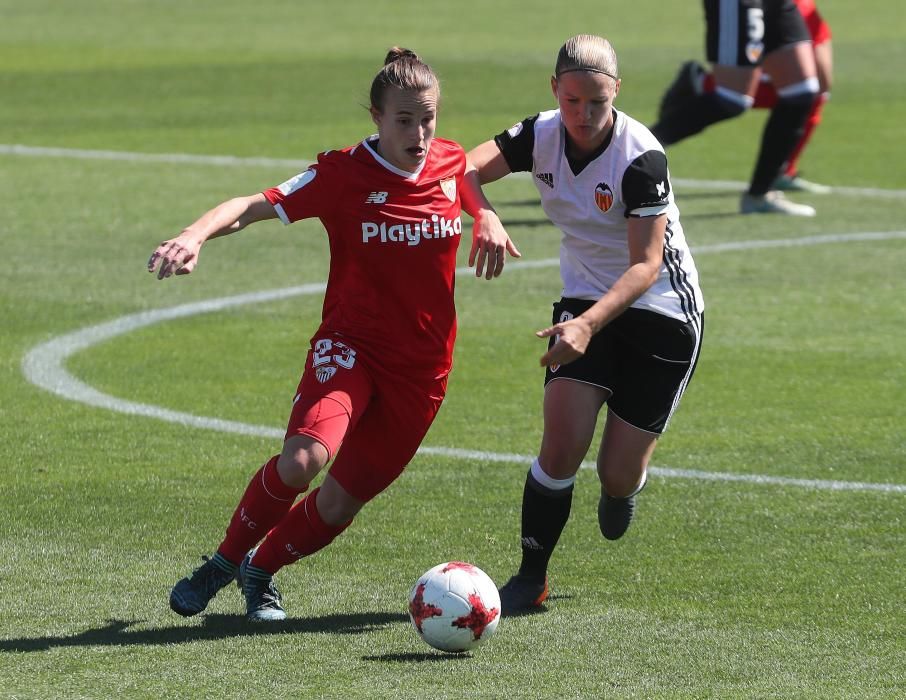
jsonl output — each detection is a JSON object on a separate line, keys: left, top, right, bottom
{"left": 21, "top": 231, "right": 906, "bottom": 494}
{"left": 3, "top": 143, "right": 906, "bottom": 199}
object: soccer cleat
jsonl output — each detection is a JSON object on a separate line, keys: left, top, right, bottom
{"left": 169, "top": 554, "right": 238, "bottom": 617}
{"left": 656, "top": 60, "right": 706, "bottom": 123}
{"left": 598, "top": 493, "right": 636, "bottom": 541}
{"left": 773, "top": 173, "right": 832, "bottom": 194}
{"left": 238, "top": 550, "right": 287, "bottom": 622}
{"left": 740, "top": 191, "right": 816, "bottom": 217}
{"left": 498, "top": 574, "right": 549, "bottom": 615}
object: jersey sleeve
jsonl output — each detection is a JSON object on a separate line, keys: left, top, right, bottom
{"left": 263, "top": 154, "right": 337, "bottom": 225}
{"left": 621, "top": 150, "right": 671, "bottom": 219}
{"left": 492, "top": 115, "right": 538, "bottom": 173}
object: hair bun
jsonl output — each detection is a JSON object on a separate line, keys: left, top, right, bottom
{"left": 384, "top": 47, "right": 420, "bottom": 65}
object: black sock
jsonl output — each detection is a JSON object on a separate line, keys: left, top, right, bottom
{"left": 748, "top": 93, "right": 815, "bottom": 195}
{"left": 650, "top": 92, "right": 747, "bottom": 146}
{"left": 517, "top": 469, "right": 574, "bottom": 579}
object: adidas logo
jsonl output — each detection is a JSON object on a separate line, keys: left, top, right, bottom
{"left": 365, "top": 191, "right": 388, "bottom": 204}
{"left": 521, "top": 536, "right": 543, "bottom": 551}
{"left": 535, "top": 172, "right": 554, "bottom": 188}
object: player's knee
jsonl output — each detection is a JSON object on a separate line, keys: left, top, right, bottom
{"left": 600, "top": 468, "right": 646, "bottom": 499}
{"left": 651, "top": 88, "right": 748, "bottom": 145}
{"left": 277, "top": 437, "right": 329, "bottom": 488}
{"left": 710, "top": 87, "right": 752, "bottom": 119}
{"left": 528, "top": 457, "right": 577, "bottom": 493}
{"left": 317, "top": 476, "right": 364, "bottom": 526}
{"left": 776, "top": 78, "right": 820, "bottom": 110}
{"left": 537, "top": 445, "right": 586, "bottom": 478}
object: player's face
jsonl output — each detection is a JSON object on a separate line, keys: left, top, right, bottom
{"left": 551, "top": 71, "right": 621, "bottom": 157}
{"left": 371, "top": 87, "right": 438, "bottom": 173}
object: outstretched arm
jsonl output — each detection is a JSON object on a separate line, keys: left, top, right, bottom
{"left": 462, "top": 142, "right": 521, "bottom": 280}
{"left": 147, "top": 193, "right": 277, "bottom": 279}
{"left": 537, "top": 215, "right": 666, "bottom": 367}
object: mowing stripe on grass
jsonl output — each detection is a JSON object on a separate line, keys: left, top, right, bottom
{"left": 21, "top": 231, "right": 906, "bottom": 495}
{"left": 3, "top": 143, "right": 906, "bottom": 199}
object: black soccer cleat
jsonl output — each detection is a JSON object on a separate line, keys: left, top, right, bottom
{"left": 169, "top": 555, "right": 238, "bottom": 617}
{"left": 598, "top": 493, "right": 636, "bottom": 541}
{"left": 656, "top": 59, "right": 706, "bottom": 123}
{"left": 238, "top": 549, "right": 287, "bottom": 622}
{"left": 498, "top": 574, "right": 549, "bottom": 615}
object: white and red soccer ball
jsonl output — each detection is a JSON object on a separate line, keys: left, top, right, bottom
{"left": 408, "top": 561, "right": 501, "bottom": 653}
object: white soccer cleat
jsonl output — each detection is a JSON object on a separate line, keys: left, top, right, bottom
{"left": 773, "top": 174, "right": 832, "bottom": 194}
{"left": 740, "top": 191, "right": 816, "bottom": 217}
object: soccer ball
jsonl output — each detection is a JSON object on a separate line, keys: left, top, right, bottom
{"left": 408, "top": 561, "right": 501, "bottom": 653}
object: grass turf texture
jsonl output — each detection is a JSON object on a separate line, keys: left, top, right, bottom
{"left": 2, "top": 0, "right": 905, "bottom": 697}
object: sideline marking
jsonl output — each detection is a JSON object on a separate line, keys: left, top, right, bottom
{"left": 22, "top": 231, "right": 906, "bottom": 495}
{"left": 3, "top": 143, "right": 906, "bottom": 199}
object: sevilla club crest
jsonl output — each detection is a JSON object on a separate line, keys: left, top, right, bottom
{"left": 594, "top": 182, "right": 614, "bottom": 212}
{"left": 440, "top": 177, "right": 457, "bottom": 202}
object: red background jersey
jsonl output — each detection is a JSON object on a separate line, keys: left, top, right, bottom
{"left": 263, "top": 136, "right": 466, "bottom": 378}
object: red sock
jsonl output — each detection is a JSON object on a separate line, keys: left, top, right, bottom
{"left": 784, "top": 92, "right": 827, "bottom": 177}
{"left": 250, "top": 487, "right": 351, "bottom": 574}
{"left": 703, "top": 73, "right": 778, "bottom": 109}
{"left": 752, "top": 80, "right": 778, "bottom": 109}
{"left": 217, "top": 456, "right": 305, "bottom": 565}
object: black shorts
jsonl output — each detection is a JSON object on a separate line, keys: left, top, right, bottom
{"left": 544, "top": 300, "right": 703, "bottom": 434}
{"left": 704, "top": 0, "right": 811, "bottom": 67}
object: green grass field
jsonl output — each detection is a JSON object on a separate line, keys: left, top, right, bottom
{"left": 2, "top": 1, "right": 904, "bottom": 697}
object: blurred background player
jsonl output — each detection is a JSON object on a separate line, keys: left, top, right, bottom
{"left": 666, "top": 0, "right": 832, "bottom": 193}
{"left": 468, "top": 35, "right": 704, "bottom": 613}
{"left": 150, "top": 48, "right": 518, "bottom": 622}
{"left": 650, "top": 0, "right": 821, "bottom": 216}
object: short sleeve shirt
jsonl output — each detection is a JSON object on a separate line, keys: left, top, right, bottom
{"left": 263, "top": 137, "right": 467, "bottom": 377}
{"left": 494, "top": 109, "right": 704, "bottom": 323}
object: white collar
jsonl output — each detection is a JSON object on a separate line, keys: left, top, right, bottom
{"left": 361, "top": 136, "right": 425, "bottom": 180}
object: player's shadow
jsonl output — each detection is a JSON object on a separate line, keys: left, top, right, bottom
{"left": 0, "top": 611, "right": 408, "bottom": 653}
{"left": 363, "top": 651, "right": 473, "bottom": 662}
{"left": 499, "top": 591, "right": 573, "bottom": 619}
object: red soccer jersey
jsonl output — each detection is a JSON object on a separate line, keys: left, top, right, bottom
{"left": 263, "top": 136, "right": 466, "bottom": 378}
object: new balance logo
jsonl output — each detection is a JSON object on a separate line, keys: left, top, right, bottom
{"left": 365, "top": 191, "right": 388, "bottom": 204}
{"left": 535, "top": 172, "right": 554, "bottom": 188}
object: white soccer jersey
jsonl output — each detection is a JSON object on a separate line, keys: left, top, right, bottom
{"left": 495, "top": 108, "right": 704, "bottom": 323}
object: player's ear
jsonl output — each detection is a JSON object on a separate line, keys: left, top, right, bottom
{"left": 550, "top": 76, "right": 558, "bottom": 99}
{"left": 370, "top": 106, "right": 382, "bottom": 128}
{"left": 613, "top": 78, "right": 622, "bottom": 99}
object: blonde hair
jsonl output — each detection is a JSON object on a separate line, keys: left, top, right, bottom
{"left": 555, "top": 35, "right": 619, "bottom": 81}
{"left": 369, "top": 47, "right": 439, "bottom": 111}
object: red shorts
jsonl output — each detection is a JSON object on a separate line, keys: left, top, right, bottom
{"left": 795, "top": 0, "right": 832, "bottom": 45}
{"left": 285, "top": 333, "right": 447, "bottom": 503}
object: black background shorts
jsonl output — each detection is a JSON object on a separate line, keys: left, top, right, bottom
{"left": 544, "top": 299, "right": 703, "bottom": 434}
{"left": 704, "top": 0, "right": 811, "bottom": 66}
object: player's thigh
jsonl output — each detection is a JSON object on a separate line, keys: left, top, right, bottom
{"left": 538, "top": 298, "right": 613, "bottom": 476}
{"left": 712, "top": 64, "right": 761, "bottom": 96}
{"left": 539, "top": 378, "right": 610, "bottom": 478}
{"left": 607, "top": 309, "right": 703, "bottom": 435}
{"left": 762, "top": 40, "right": 816, "bottom": 87}
{"left": 327, "top": 373, "right": 447, "bottom": 503}
{"left": 284, "top": 335, "right": 375, "bottom": 460}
